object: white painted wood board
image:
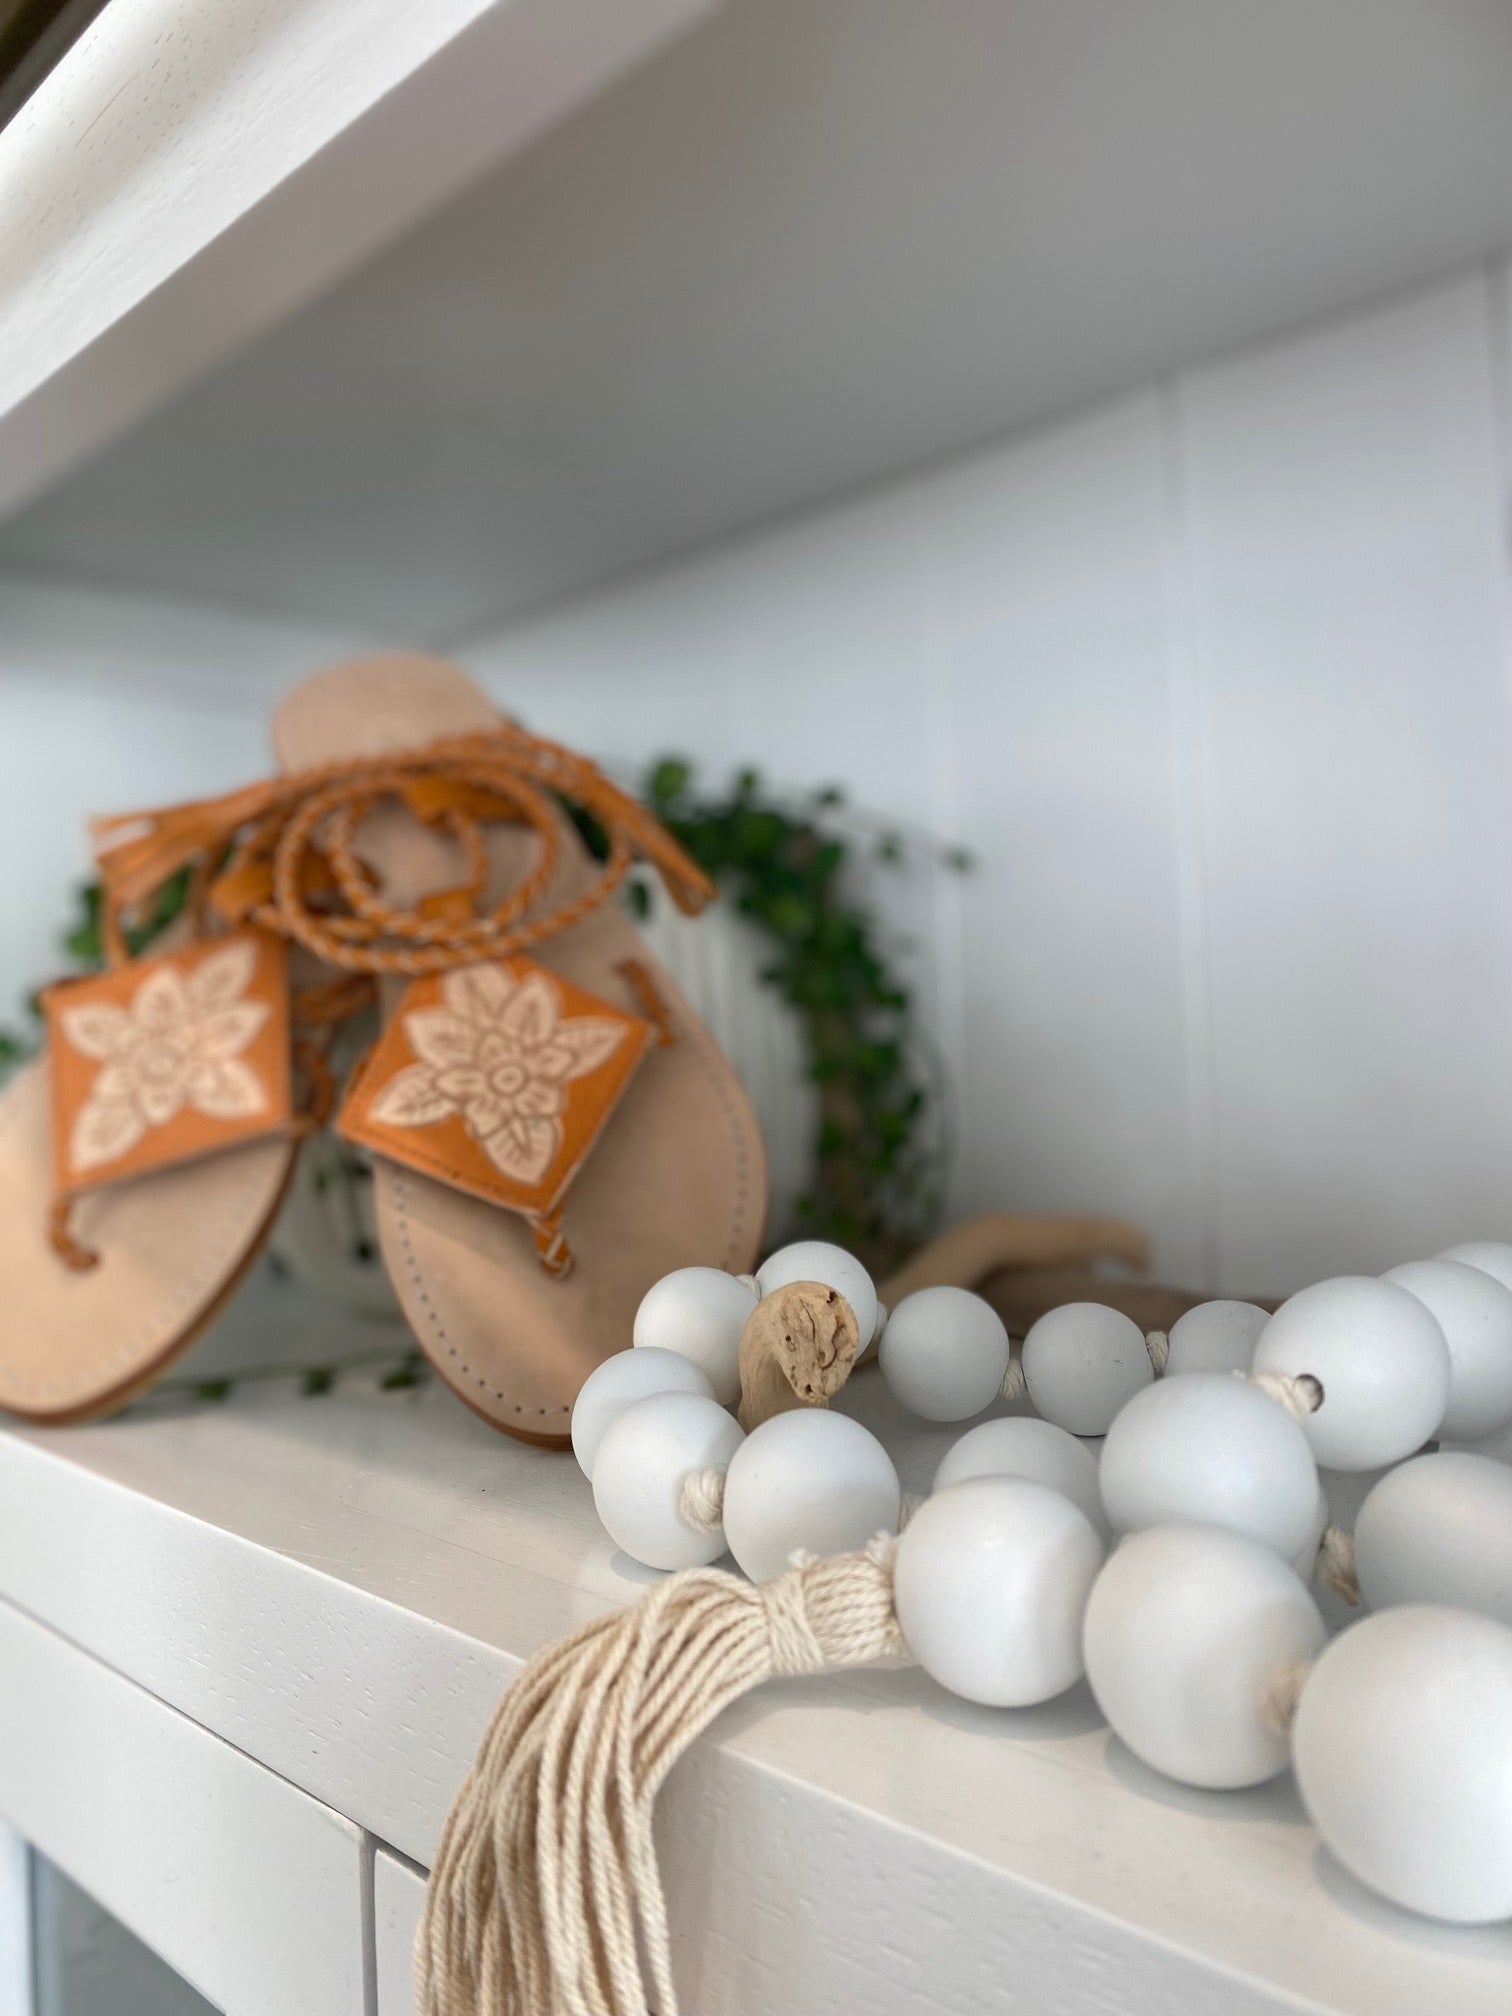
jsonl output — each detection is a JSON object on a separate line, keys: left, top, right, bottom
{"left": 0, "top": 0, "right": 715, "bottom": 517}
{"left": 1, "top": 1286, "right": 1508, "bottom": 2015}
{"left": 925, "top": 395, "right": 1208, "bottom": 1286}
{"left": 0, "top": 1595, "right": 367, "bottom": 2016}
{"left": 1179, "top": 278, "right": 1512, "bottom": 1290}
{"left": 374, "top": 1848, "right": 426, "bottom": 2016}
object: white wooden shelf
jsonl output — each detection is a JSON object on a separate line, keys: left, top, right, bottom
{"left": 5, "top": 1, "right": 1512, "bottom": 637}
{"left": 1, "top": 1273, "right": 1508, "bottom": 2015}
{"left": 0, "top": 0, "right": 714, "bottom": 519}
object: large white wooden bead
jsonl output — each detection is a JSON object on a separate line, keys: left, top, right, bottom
{"left": 1382, "top": 1258, "right": 1512, "bottom": 1441}
{"left": 879, "top": 1286, "right": 1010, "bottom": 1421}
{"left": 933, "top": 1416, "right": 1109, "bottom": 1540}
{"left": 1083, "top": 1524, "right": 1326, "bottom": 1789}
{"left": 1292, "top": 1605, "right": 1512, "bottom": 1924}
{"left": 592, "top": 1391, "right": 744, "bottom": 1571}
{"left": 1163, "top": 1299, "right": 1270, "bottom": 1378}
{"left": 1353, "top": 1451, "right": 1512, "bottom": 1628}
{"left": 571, "top": 1348, "right": 715, "bottom": 1479}
{"left": 632, "top": 1266, "right": 758, "bottom": 1408}
{"left": 1436, "top": 1238, "right": 1512, "bottom": 1297}
{"left": 1099, "top": 1374, "right": 1319, "bottom": 1561}
{"left": 756, "top": 1241, "right": 878, "bottom": 1345}
{"left": 1021, "top": 1303, "right": 1153, "bottom": 1436}
{"left": 1251, "top": 1276, "right": 1450, "bottom": 1470}
{"left": 720, "top": 1409, "right": 900, "bottom": 1584}
{"left": 894, "top": 1477, "right": 1104, "bottom": 1707}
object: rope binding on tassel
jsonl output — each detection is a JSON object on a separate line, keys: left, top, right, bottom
{"left": 417, "top": 1535, "right": 903, "bottom": 2016}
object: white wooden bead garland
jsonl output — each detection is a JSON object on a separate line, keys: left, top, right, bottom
{"left": 419, "top": 1237, "right": 1512, "bottom": 2015}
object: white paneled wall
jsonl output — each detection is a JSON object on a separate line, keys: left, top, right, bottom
{"left": 5, "top": 270, "right": 1512, "bottom": 1296}
{"left": 1180, "top": 280, "right": 1512, "bottom": 1289}
{"left": 462, "top": 270, "right": 1512, "bottom": 1297}
{"left": 0, "top": 577, "right": 366, "bottom": 1006}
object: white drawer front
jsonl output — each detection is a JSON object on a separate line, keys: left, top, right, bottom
{"left": 0, "top": 1599, "right": 365, "bottom": 2016}
{"left": 374, "top": 1847, "right": 427, "bottom": 2016}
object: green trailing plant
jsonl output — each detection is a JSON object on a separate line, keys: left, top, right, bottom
{"left": 635, "top": 758, "right": 969, "bottom": 1277}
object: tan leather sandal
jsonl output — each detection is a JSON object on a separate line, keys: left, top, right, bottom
{"left": 0, "top": 928, "right": 310, "bottom": 1422}
{"left": 275, "top": 657, "right": 765, "bottom": 1446}
{"left": 0, "top": 656, "right": 765, "bottom": 1441}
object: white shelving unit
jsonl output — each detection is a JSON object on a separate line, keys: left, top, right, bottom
{"left": 5, "top": 5, "right": 1512, "bottom": 2011}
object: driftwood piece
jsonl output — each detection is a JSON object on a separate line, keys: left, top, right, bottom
{"left": 736, "top": 1281, "right": 861, "bottom": 1431}
{"left": 980, "top": 1265, "right": 1208, "bottom": 1342}
{"left": 863, "top": 1212, "right": 1153, "bottom": 1363}
{"left": 876, "top": 1212, "right": 1151, "bottom": 1308}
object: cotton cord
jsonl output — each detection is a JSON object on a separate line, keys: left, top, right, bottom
{"left": 1243, "top": 1368, "right": 1324, "bottom": 1422}
{"left": 416, "top": 1537, "right": 905, "bottom": 2016}
{"left": 1318, "top": 1524, "right": 1360, "bottom": 1605}
{"left": 1144, "top": 1329, "right": 1170, "bottom": 1374}
{"left": 1260, "top": 1657, "right": 1314, "bottom": 1738}
{"left": 676, "top": 1467, "right": 726, "bottom": 1533}
{"left": 999, "top": 1356, "right": 1028, "bottom": 1401}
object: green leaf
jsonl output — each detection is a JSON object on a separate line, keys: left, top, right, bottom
{"left": 649, "top": 758, "right": 692, "bottom": 805}
{"left": 381, "top": 1353, "right": 427, "bottom": 1391}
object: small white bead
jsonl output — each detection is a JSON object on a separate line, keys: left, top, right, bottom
{"left": 933, "top": 1416, "right": 1108, "bottom": 1540}
{"left": 632, "top": 1267, "right": 757, "bottom": 1408}
{"left": 1382, "top": 1258, "right": 1512, "bottom": 1441}
{"left": 894, "top": 1477, "right": 1104, "bottom": 1707}
{"left": 720, "top": 1409, "right": 900, "bottom": 1583}
{"left": 1083, "top": 1523, "right": 1326, "bottom": 1789}
{"left": 1021, "top": 1303, "right": 1153, "bottom": 1436}
{"left": 571, "top": 1348, "right": 715, "bottom": 1479}
{"left": 1292, "top": 1605, "right": 1512, "bottom": 1924}
{"left": 1436, "top": 1238, "right": 1512, "bottom": 1296}
{"left": 592, "top": 1391, "right": 744, "bottom": 1571}
{"left": 1099, "top": 1374, "right": 1319, "bottom": 1561}
{"left": 756, "top": 1241, "right": 878, "bottom": 1348}
{"left": 1163, "top": 1299, "right": 1270, "bottom": 1378}
{"left": 879, "top": 1286, "right": 1010, "bottom": 1422}
{"left": 1353, "top": 1451, "right": 1512, "bottom": 1628}
{"left": 1251, "top": 1276, "right": 1450, "bottom": 1470}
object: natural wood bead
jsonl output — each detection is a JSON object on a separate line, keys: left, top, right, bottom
{"left": 736, "top": 1281, "right": 861, "bottom": 1432}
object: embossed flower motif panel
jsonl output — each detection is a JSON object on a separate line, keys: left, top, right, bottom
{"left": 47, "top": 933, "right": 293, "bottom": 1191}
{"left": 340, "top": 957, "right": 654, "bottom": 1216}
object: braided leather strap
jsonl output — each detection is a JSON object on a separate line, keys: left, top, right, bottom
{"left": 90, "top": 728, "right": 714, "bottom": 976}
